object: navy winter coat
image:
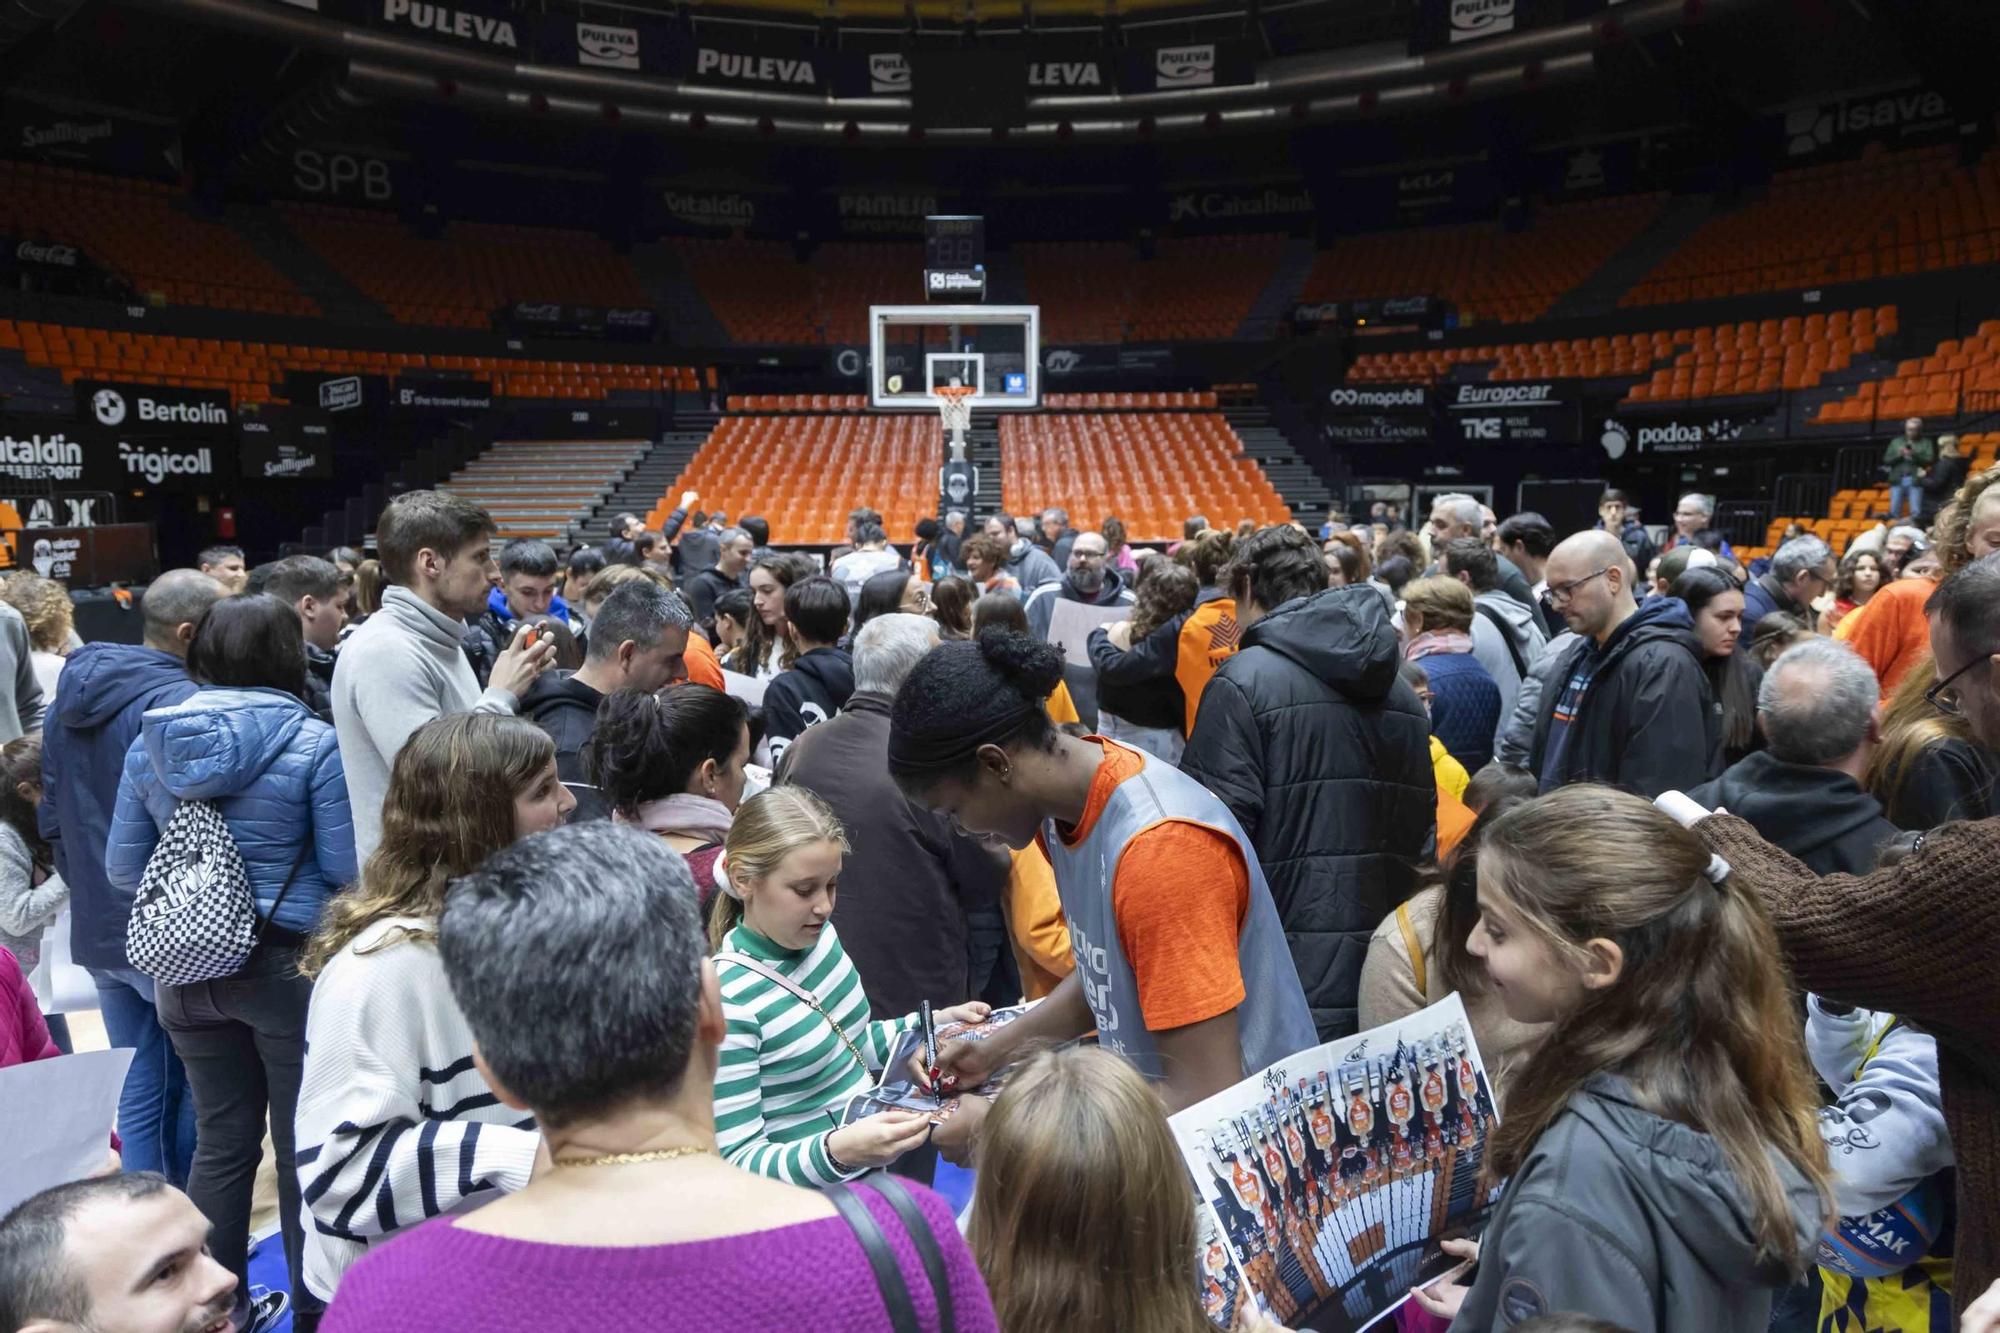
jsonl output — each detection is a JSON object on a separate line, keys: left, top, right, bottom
{"left": 107, "top": 687, "right": 358, "bottom": 939}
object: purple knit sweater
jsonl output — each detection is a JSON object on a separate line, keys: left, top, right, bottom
{"left": 320, "top": 1181, "right": 997, "bottom": 1333}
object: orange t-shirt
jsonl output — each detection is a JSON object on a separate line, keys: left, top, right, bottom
{"left": 683, "top": 628, "right": 726, "bottom": 691}
{"left": 1835, "top": 575, "right": 1935, "bottom": 698}
{"left": 1046, "top": 740, "right": 1250, "bottom": 1032}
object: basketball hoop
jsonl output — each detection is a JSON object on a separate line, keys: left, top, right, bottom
{"left": 933, "top": 383, "right": 976, "bottom": 453}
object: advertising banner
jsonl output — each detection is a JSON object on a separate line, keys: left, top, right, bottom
{"left": 395, "top": 378, "right": 494, "bottom": 414}
{"left": 685, "top": 37, "right": 829, "bottom": 92}
{"left": 281, "top": 149, "right": 407, "bottom": 206}
{"left": 1411, "top": 0, "right": 1560, "bottom": 50}
{"left": 0, "top": 492, "right": 111, "bottom": 529}
{"left": 1440, "top": 380, "right": 1581, "bottom": 445}
{"left": 1596, "top": 408, "right": 1772, "bottom": 458}
{"left": 102, "top": 431, "right": 234, "bottom": 492}
{"left": 1166, "top": 184, "right": 1316, "bottom": 231}
{"left": 0, "top": 426, "right": 91, "bottom": 486}
{"left": 1779, "top": 86, "right": 1956, "bottom": 163}
{"left": 75, "top": 381, "right": 232, "bottom": 436}
{"left": 499, "top": 303, "right": 658, "bottom": 341}
{"left": 1118, "top": 40, "right": 1256, "bottom": 94}
{"left": 286, "top": 371, "right": 392, "bottom": 420}
{"left": 372, "top": 0, "right": 523, "bottom": 52}
{"left": 833, "top": 190, "right": 945, "bottom": 238}
{"left": 10, "top": 524, "right": 156, "bottom": 586}
{"left": 534, "top": 15, "right": 683, "bottom": 74}
{"left": 239, "top": 414, "right": 334, "bottom": 480}
{"left": 649, "top": 186, "right": 780, "bottom": 235}
{"left": 1324, "top": 384, "right": 1433, "bottom": 446}
{"left": 0, "top": 99, "right": 181, "bottom": 179}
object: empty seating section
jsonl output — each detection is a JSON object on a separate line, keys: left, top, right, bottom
{"left": 1816, "top": 318, "right": 2000, "bottom": 424}
{"left": 726, "top": 394, "right": 872, "bottom": 412}
{"left": 1299, "top": 195, "right": 1665, "bottom": 325}
{"left": 1002, "top": 412, "right": 1288, "bottom": 543}
{"left": 652, "top": 414, "right": 939, "bottom": 545}
{"left": 673, "top": 239, "right": 817, "bottom": 344}
{"left": 1624, "top": 145, "right": 2000, "bottom": 305}
{"left": 1349, "top": 307, "right": 1893, "bottom": 406}
{"left": 1625, "top": 308, "right": 1890, "bottom": 404}
{"left": 442, "top": 439, "right": 649, "bottom": 541}
{"left": 811, "top": 244, "right": 923, "bottom": 346}
{"left": 0, "top": 161, "right": 313, "bottom": 317}
{"left": 1021, "top": 235, "right": 1287, "bottom": 342}
{"left": 1764, "top": 435, "right": 2000, "bottom": 554}
{"left": 0, "top": 320, "right": 700, "bottom": 407}
{"left": 281, "top": 203, "right": 650, "bottom": 328}
{"left": 1044, "top": 392, "right": 1218, "bottom": 409}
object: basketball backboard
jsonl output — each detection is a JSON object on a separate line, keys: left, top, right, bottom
{"left": 869, "top": 305, "right": 1040, "bottom": 411}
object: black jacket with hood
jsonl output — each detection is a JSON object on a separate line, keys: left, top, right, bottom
{"left": 1528, "top": 596, "right": 1722, "bottom": 798}
{"left": 1690, "top": 750, "right": 1899, "bottom": 876}
{"left": 1454, "top": 1074, "right": 1822, "bottom": 1333}
{"left": 1180, "top": 585, "right": 1435, "bottom": 1041}
{"left": 1085, "top": 589, "right": 1223, "bottom": 733}
{"left": 764, "top": 646, "right": 854, "bottom": 764}
{"left": 520, "top": 670, "right": 608, "bottom": 822}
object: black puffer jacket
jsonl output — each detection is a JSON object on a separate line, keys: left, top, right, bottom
{"left": 520, "top": 670, "right": 608, "bottom": 822}
{"left": 1180, "top": 585, "right": 1434, "bottom": 1041}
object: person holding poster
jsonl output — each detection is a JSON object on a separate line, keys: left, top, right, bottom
{"left": 888, "top": 630, "right": 1316, "bottom": 1120}
{"left": 1411, "top": 785, "right": 1831, "bottom": 1332}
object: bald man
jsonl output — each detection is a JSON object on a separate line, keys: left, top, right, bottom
{"left": 1524, "top": 529, "right": 1720, "bottom": 797}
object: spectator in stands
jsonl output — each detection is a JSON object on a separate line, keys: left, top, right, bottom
{"left": 588, "top": 685, "right": 748, "bottom": 905}
{"left": 1883, "top": 524, "right": 1929, "bottom": 577}
{"left": 1690, "top": 639, "right": 1895, "bottom": 876}
{"left": 936, "top": 510, "right": 967, "bottom": 576}
{"left": 329, "top": 546, "right": 362, "bottom": 578}
{"left": 1182, "top": 525, "right": 1433, "bottom": 1040}
{"left": 41, "top": 567, "right": 221, "bottom": 1188}
{"left": 960, "top": 532, "right": 1022, "bottom": 600}
{"left": 743, "top": 551, "right": 816, "bottom": 680}
{"left": 332, "top": 491, "right": 554, "bottom": 860}
{"left": 685, "top": 527, "right": 752, "bottom": 634}
{"left": 1443, "top": 538, "right": 1546, "bottom": 743}
{"left": 108, "top": 593, "right": 356, "bottom": 1333}
{"left": 197, "top": 544, "right": 249, "bottom": 596}
{"left": 852, "top": 568, "right": 929, "bottom": 637}
{"left": 1168, "top": 513, "right": 1208, "bottom": 556}
{"left": 1923, "top": 435, "right": 1969, "bottom": 522}
{"left": 780, "top": 612, "right": 1008, "bottom": 1028}
{"left": 521, "top": 580, "right": 692, "bottom": 822}
{"left": 1742, "top": 534, "right": 1835, "bottom": 646}
{"left": 613, "top": 512, "right": 644, "bottom": 543}
{"left": 1399, "top": 575, "right": 1503, "bottom": 772}
{"left": 296, "top": 713, "right": 568, "bottom": 1304}
{"left": 1840, "top": 467, "right": 2000, "bottom": 696}
{"left": 1528, "top": 529, "right": 1720, "bottom": 796}
{"left": 1040, "top": 507, "right": 1079, "bottom": 566}
{"left": 762, "top": 576, "right": 853, "bottom": 764}
{"left": 3, "top": 572, "right": 74, "bottom": 702}
{"left": 830, "top": 519, "right": 902, "bottom": 610}
{"left": 1884, "top": 416, "right": 1934, "bottom": 521}
{"left": 1597, "top": 489, "right": 1658, "bottom": 579}
{"left": 893, "top": 632, "right": 1316, "bottom": 1108}
{"left": 1866, "top": 656, "right": 2000, "bottom": 829}
{"left": 985, "top": 513, "right": 1061, "bottom": 590}
{"left": 261, "top": 554, "right": 347, "bottom": 720}
{"left": 1087, "top": 562, "right": 1198, "bottom": 763}
{"left": 321, "top": 819, "right": 995, "bottom": 1333}
{"left": 1670, "top": 566, "right": 1763, "bottom": 768}
{"left": 1822, "top": 550, "right": 1886, "bottom": 634}
{"left": 1665, "top": 492, "right": 1738, "bottom": 562}
{"left": 0, "top": 1175, "right": 240, "bottom": 1333}
{"left": 930, "top": 574, "right": 975, "bottom": 640}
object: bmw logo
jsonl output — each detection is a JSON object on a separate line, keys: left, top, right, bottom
{"left": 91, "top": 389, "right": 126, "bottom": 426}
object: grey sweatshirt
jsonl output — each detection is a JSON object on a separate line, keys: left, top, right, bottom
{"left": 332, "top": 586, "right": 519, "bottom": 860}
{"left": 0, "top": 603, "right": 44, "bottom": 741}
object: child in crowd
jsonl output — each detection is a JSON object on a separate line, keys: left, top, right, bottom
{"left": 294, "top": 713, "right": 574, "bottom": 1303}
{"left": 970, "top": 1045, "right": 1285, "bottom": 1333}
{"left": 1412, "top": 785, "right": 1830, "bottom": 1332}
{"left": 0, "top": 737, "right": 65, "bottom": 1043}
{"left": 710, "top": 786, "right": 989, "bottom": 1187}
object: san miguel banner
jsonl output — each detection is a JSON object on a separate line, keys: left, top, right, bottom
{"left": 1118, "top": 41, "right": 1256, "bottom": 94}
{"left": 76, "top": 381, "right": 232, "bottom": 436}
{"left": 1, "top": 99, "right": 182, "bottom": 180}
{"left": 240, "top": 414, "right": 333, "bottom": 480}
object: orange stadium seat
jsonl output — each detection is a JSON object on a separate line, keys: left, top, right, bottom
{"left": 1816, "top": 318, "right": 2000, "bottom": 424}
{"left": 1625, "top": 144, "right": 2000, "bottom": 305}
{"left": 1300, "top": 195, "right": 1666, "bottom": 325}
{"left": 0, "top": 161, "right": 315, "bottom": 317}
{"left": 1001, "top": 411, "right": 1288, "bottom": 543}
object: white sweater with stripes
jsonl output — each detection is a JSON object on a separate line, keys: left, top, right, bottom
{"left": 294, "top": 917, "right": 540, "bottom": 1301}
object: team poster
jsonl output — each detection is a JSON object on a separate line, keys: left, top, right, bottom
{"left": 1171, "top": 994, "right": 1502, "bottom": 1332}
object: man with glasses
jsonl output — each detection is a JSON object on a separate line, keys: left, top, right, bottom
{"left": 1742, "top": 534, "right": 1836, "bottom": 646}
{"left": 1664, "top": 492, "right": 1737, "bottom": 564}
{"left": 1526, "top": 529, "right": 1720, "bottom": 796}
{"left": 1026, "top": 530, "right": 1135, "bottom": 730}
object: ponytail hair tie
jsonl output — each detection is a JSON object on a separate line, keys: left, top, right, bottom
{"left": 714, "top": 850, "right": 741, "bottom": 901}
{"left": 1704, "top": 853, "right": 1732, "bottom": 886}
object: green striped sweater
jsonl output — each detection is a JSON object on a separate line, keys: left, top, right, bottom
{"left": 713, "top": 921, "right": 917, "bottom": 1187}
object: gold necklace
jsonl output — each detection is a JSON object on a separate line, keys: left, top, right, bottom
{"left": 552, "top": 1145, "right": 716, "bottom": 1169}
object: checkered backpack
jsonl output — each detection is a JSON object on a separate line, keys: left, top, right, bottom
{"left": 125, "top": 798, "right": 306, "bottom": 986}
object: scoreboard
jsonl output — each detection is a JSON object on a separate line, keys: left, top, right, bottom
{"left": 924, "top": 215, "right": 986, "bottom": 300}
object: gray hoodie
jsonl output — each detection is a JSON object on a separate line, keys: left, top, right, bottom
{"left": 331, "top": 586, "right": 520, "bottom": 860}
{"left": 1452, "top": 1073, "right": 1822, "bottom": 1332}
{"left": 1468, "top": 589, "right": 1548, "bottom": 746}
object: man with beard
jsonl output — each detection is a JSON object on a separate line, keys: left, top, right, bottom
{"left": 1025, "top": 531, "right": 1134, "bottom": 729}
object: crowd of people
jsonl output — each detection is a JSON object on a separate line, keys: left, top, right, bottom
{"left": 0, "top": 458, "right": 1996, "bottom": 1333}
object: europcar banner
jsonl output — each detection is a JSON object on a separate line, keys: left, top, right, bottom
{"left": 1441, "top": 381, "right": 1580, "bottom": 445}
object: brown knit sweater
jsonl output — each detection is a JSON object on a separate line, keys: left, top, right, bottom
{"left": 1699, "top": 813, "right": 2000, "bottom": 1319}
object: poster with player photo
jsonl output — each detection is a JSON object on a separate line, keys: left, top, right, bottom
{"left": 839, "top": 1002, "right": 1036, "bottom": 1124}
{"left": 1169, "top": 994, "right": 1502, "bottom": 1332}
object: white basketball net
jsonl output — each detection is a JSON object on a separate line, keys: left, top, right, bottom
{"left": 934, "top": 388, "right": 974, "bottom": 449}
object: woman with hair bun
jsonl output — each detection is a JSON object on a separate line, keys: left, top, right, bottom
{"left": 888, "top": 629, "right": 1315, "bottom": 1120}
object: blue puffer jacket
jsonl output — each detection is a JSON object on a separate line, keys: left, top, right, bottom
{"left": 106, "top": 687, "right": 358, "bottom": 939}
